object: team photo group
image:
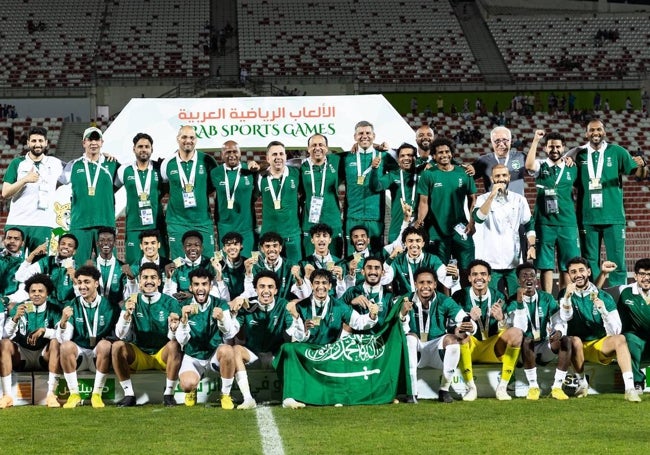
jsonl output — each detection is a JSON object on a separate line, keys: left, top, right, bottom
{"left": 1, "top": 115, "right": 649, "bottom": 410}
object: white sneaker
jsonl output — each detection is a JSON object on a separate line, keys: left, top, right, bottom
{"left": 625, "top": 388, "right": 642, "bottom": 403}
{"left": 463, "top": 384, "right": 478, "bottom": 402}
{"left": 282, "top": 397, "right": 306, "bottom": 409}
{"left": 237, "top": 399, "right": 257, "bottom": 410}
{"left": 495, "top": 384, "right": 511, "bottom": 401}
{"left": 574, "top": 382, "right": 589, "bottom": 398}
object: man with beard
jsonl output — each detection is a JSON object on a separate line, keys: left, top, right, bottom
{"left": 401, "top": 266, "right": 473, "bottom": 403}
{"left": 472, "top": 126, "right": 527, "bottom": 195}
{"left": 416, "top": 137, "right": 476, "bottom": 284}
{"left": 560, "top": 256, "right": 641, "bottom": 402}
{"left": 116, "top": 133, "right": 166, "bottom": 264}
{"left": 57, "top": 265, "right": 120, "bottom": 408}
{"left": 525, "top": 130, "right": 580, "bottom": 293}
{"left": 453, "top": 259, "right": 521, "bottom": 401}
{"left": 60, "top": 127, "right": 120, "bottom": 263}
{"left": 0, "top": 274, "right": 62, "bottom": 408}
{"left": 0, "top": 228, "right": 26, "bottom": 303}
{"left": 112, "top": 263, "right": 183, "bottom": 407}
{"left": 415, "top": 125, "right": 435, "bottom": 166}
{"left": 211, "top": 140, "right": 258, "bottom": 257}
{"left": 571, "top": 119, "right": 646, "bottom": 285}
{"left": 370, "top": 143, "right": 419, "bottom": 243}
{"left": 14, "top": 233, "right": 78, "bottom": 309}
{"left": 2, "top": 126, "right": 64, "bottom": 253}
{"left": 233, "top": 270, "right": 306, "bottom": 409}
{"left": 505, "top": 263, "right": 571, "bottom": 401}
{"left": 618, "top": 258, "right": 650, "bottom": 393}
{"left": 473, "top": 164, "right": 535, "bottom": 297}
{"left": 258, "top": 141, "right": 303, "bottom": 264}
{"left": 281, "top": 268, "right": 378, "bottom": 409}
{"left": 300, "top": 134, "right": 343, "bottom": 257}
{"left": 161, "top": 125, "right": 217, "bottom": 259}
{"left": 176, "top": 268, "right": 240, "bottom": 409}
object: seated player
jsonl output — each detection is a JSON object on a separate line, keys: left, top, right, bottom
{"left": 0, "top": 274, "right": 62, "bottom": 408}
{"left": 112, "top": 263, "right": 183, "bottom": 407}
{"left": 56, "top": 265, "right": 120, "bottom": 408}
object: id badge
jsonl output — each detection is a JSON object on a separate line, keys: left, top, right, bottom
{"left": 37, "top": 183, "right": 49, "bottom": 210}
{"left": 588, "top": 179, "right": 602, "bottom": 191}
{"left": 590, "top": 191, "right": 603, "bottom": 209}
{"left": 138, "top": 198, "right": 151, "bottom": 209}
{"left": 454, "top": 223, "right": 467, "bottom": 240}
{"left": 308, "top": 196, "right": 324, "bottom": 223}
{"left": 182, "top": 191, "right": 197, "bottom": 208}
{"left": 139, "top": 207, "right": 154, "bottom": 225}
{"left": 544, "top": 189, "right": 559, "bottom": 215}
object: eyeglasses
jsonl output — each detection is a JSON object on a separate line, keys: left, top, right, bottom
{"left": 636, "top": 271, "right": 650, "bottom": 277}
{"left": 492, "top": 139, "right": 510, "bottom": 145}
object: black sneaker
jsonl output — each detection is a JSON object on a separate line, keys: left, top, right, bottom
{"left": 405, "top": 395, "right": 418, "bottom": 404}
{"left": 163, "top": 394, "right": 177, "bottom": 407}
{"left": 634, "top": 381, "right": 645, "bottom": 395}
{"left": 438, "top": 390, "right": 453, "bottom": 403}
{"left": 117, "top": 396, "right": 137, "bottom": 407}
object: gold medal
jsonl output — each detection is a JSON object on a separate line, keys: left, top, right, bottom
{"left": 274, "top": 199, "right": 281, "bottom": 210}
{"left": 227, "top": 199, "right": 234, "bottom": 209}
{"left": 420, "top": 332, "right": 428, "bottom": 342}
{"left": 184, "top": 184, "right": 194, "bottom": 192}
{"left": 89, "top": 336, "right": 97, "bottom": 347}
{"left": 357, "top": 175, "right": 365, "bottom": 185}
{"left": 88, "top": 186, "right": 95, "bottom": 196}
{"left": 139, "top": 192, "right": 149, "bottom": 201}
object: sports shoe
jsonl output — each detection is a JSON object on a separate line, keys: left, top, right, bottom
{"left": 163, "top": 394, "right": 177, "bottom": 407}
{"left": 551, "top": 387, "right": 569, "bottom": 400}
{"left": 437, "top": 390, "right": 453, "bottom": 403}
{"left": 220, "top": 394, "right": 234, "bottom": 410}
{"left": 91, "top": 393, "right": 105, "bottom": 408}
{"left": 495, "top": 384, "right": 511, "bottom": 401}
{"left": 625, "top": 388, "right": 642, "bottom": 403}
{"left": 0, "top": 395, "right": 13, "bottom": 409}
{"left": 63, "top": 393, "right": 82, "bottom": 408}
{"left": 463, "top": 384, "right": 478, "bottom": 402}
{"left": 634, "top": 381, "right": 645, "bottom": 395}
{"left": 184, "top": 389, "right": 197, "bottom": 407}
{"left": 282, "top": 397, "right": 306, "bottom": 409}
{"left": 574, "top": 382, "right": 589, "bottom": 398}
{"left": 45, "top": 392, "right": 61, "bottom": 408}
{"left": 116, "top": 395, "right": 136, "bottom": 407}
{"left": 526, "top": 386, "right": 540, "bottom": 401}
{"left": 237, "top": 398, "right": 257, "bottom": 410}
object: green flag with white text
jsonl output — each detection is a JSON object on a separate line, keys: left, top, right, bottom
{"left": 273, "top": 300, "right": 411, "bottom": 405}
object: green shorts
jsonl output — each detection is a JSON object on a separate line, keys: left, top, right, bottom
{"left": 535, "top": 225, "right": 581, "bottom": 271}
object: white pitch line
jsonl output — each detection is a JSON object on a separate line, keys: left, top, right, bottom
{"left": 256, "top": 406, "right": 285, "bottom": 455}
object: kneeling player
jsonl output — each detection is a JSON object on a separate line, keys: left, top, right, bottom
{"left": 176, "top": 268, "right": 239, "bottom": 409}
{"left": 0, "top": 274, "right": 62, "bottom": 408}
{"left": 112, "top": 263, "right": 183, "bottom": 407}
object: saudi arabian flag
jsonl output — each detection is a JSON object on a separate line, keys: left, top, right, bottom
{"left": 273, "top": 300, "right": 411, "bottom": 405}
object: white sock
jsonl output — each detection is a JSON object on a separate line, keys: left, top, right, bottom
{"left": 221, "top": 377, "right": 234, "bottom": 395}
{"left": 406, "top": 336, "right": 419, "bottom": 396}
{"left": 498, "top": 378, "right": 509, "bottom": 388}
{"left": 120, "top": 379, "right": 134, "bottom": 396}
{"left": 64, "top": 372, "right": 79, "bottom": 394}
{"left": 622, "top": 371, "right": 635, "bottom": 391}
{"left": 1, "top": 375, "right": 11, "bottom": 396}
{"left": 466, "top": 380, "right": 476, "bottom": 389}
{"left": 164, "top": 379, "right": 177, "bottom": 395}
{"left": 553, "top": 369, "right": 567, "bottom": 388}
{"left": 93, "top": 371, "right": 107, "bottom": 395}
{"left": 235, "top": 371, "right": 253, "bottom": 401}
{"left": 440, "top": 344, "right": 460, "bottom": 391}
{"left": 47, "top": 373, "right": 60, "bottom": 394}
{"left": 524, "top": 367, "right": 538, "bottom": 387}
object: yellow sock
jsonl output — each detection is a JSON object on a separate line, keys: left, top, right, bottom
{"left": 501, "top": 346, "right": 520, "bottom": 382}
{"left": 459, "top": 342, "right": 473, "bottom": 383}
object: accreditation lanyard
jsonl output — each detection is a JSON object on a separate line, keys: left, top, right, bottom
{"left": 266, "top": 169, "right": 287, "bottom": 209}
{"left": 356, "top": 149, "right": 376, "bottom": 180}
{"left": 311, "top": 298, "right": 329, "bottom": 319}
{"left": 494, "top": 151, "right": 510, "bottom": 168}
{"left": 80, "top": 297, "right": 101, "bottom": 342}
{"left": 587, "top": 147, "right": 605, "bottom": 181}
{"left": 471, "top": 289, "right": 492, "bottom": 334}
{"left": 525, "top": 294, "right": 540, "bottom": 331}
{"left": 399, "top": 169, "right": 417, "bottom": 205}
{"left": 406, "top": 254, "right": 423, "bottom": 291}
{"left": 83, "top": 156, "right": 103, "bottom": 194}
{"left": 549, "top": 161, "right": 566, "bottom": 188}
{"left": 414, "top": 293, "right": 435, "bottom": 334}
{"left": 308, "top": 158, "right": 327, "bottom": 197}
{"left": 363, "top": 284, "right": 383, "bottom": 305}
{"left": 223, "top": 164, "right": 241, "bottom": 208}
{"left": 176, "top": 154, "right": 198, "bottom": 192}
{"left": 132, "top": 163, "right": 153, "bottom": 200}
{"left": 98, "top": 257, "right": 117, "bottom": 297}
